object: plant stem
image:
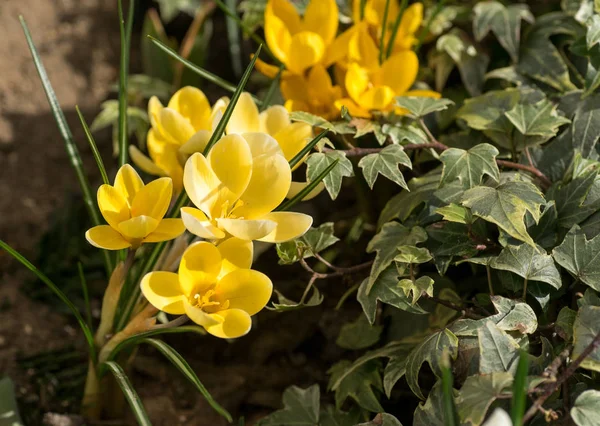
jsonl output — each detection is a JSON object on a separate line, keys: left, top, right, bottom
{"left": 486, "top": 265, "right": 494, "bottom": 296}
{"left": 152, "top": 315, "right": 190, "bottom": 330}
{"left": 522, "top": 278, "right": 528, "bottom": 301}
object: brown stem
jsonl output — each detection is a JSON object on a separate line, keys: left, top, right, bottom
{"left": 152, "top": 314, "right": 190, "bottom": 330}
{"left": 425, "top": 295, "right": 484, "bottom": 320}
{"left": 496, "top": 159, "right": 552, "bottom": 190}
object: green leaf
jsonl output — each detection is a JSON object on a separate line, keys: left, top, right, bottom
{"left": 414, "top": 381, "right": 455, "bottom": 426}
{"left": 306, "top": 151, "right": 354, "bottom": 200}
{"left": 357, "top": 413, "right": 403, "bottom": 426}
{"left": 557, "top": 306, "right": 578, "bottom": 341}
{"left": 578, "top": 288, "right": 600, "bottom": 307}
{"left": 103, "top": 361, "right": 151, "bottom": 426}
{"left": 328, "top": 360, "right": 384, "bottom": 413}
{"left": 239, "top": 0, "right": 267, "bottom": 33}
{"left": 572, "top": 305, "right": 600, "bottom": 372}
{"left": 0, "top": 377, "right": 23, "bottom": 426}
{"left": 552, "top": 171, "right": 600, "bottom": 228}
{"left": 395, "top": 246, "right": 433, "bottom": 264}
{"left": 571, "top": 390, "right": 600, "bottom": 426}
{"left": 358, "top": 145, "right": 412, "bottom": 189}
{"left": 553, "top": 225, "right": 600, "bottom": 291}
{"left": 337, "top": 314, "right": 383, "bottom": 350}
{"left": 141, "top": 338, "right": 232, "bottom": 422}
{"left": 382, "top": 123, "right": 428, "bottom": 145}
{"left": 319, "top": 405, "right": 361, "bottom": 426}
{"left": 461, "top": 181, "right": 545, "bottom": 246}
{"left": 289, "top": 111, "right": 354, "bottom": 134}
{"left": 398, "top": 276, "right": 435, "bottom": 305}
{"left": 457, "top": 372, "right": 513, "bottom": 426}
{"left": 358, "top": 267, "right": 428, "bottom": 325}
{"left": 511, "top": 351, "right": 530, "bottom": 426}
{"left": 435, "top": 203, "right": 473, "bottom": 224}
{"left": 258, "top": 384, "right": 320, "bottom": 426}
{"left": 588, "top": 15, "right": 600, "bottom": 49}
{"left": 76, "top": 106, "right": 109, "bottom": 185}
{"left": 394, "top": 97, "right": 454, "bottom": 117}
{"left": 366, "top": 222, "right": 428, "bottom": 292}
{"left": 268, "top": 287, "right": 324, "bottom": 312}
{"left": 426, "top": 222, "right": 479, "bottom": 258}
{"left": 490, "top": 243, "right": 562, "bottom": 289}
{"left": 157, "top": 0, "right": 201, "bottom": 22}
{"left": 473, "top": 1, "right": 534, "bottom": 62}
{"left": 439, "top": 144, "right": 500, "bottom": 189}
{"left": 276, "top": 223, "right": 339, "bottom": 264}
{"left": 504, "top": 99, "right": 571, "bottom": 148}
{"left": 278, "top": 159, "right": 339, "bottom": 211}
{"left": 478, "top": 321, "right": 521, "bottom": 374}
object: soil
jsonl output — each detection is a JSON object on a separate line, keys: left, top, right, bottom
{"left": 0, "top": 2, "right": 360, "bottom": 425}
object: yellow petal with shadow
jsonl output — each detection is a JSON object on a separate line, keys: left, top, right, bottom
{"left": 286, "top": 181, "right": 325, "bottom": 201}
{"left": 259, "top": 105, "right": 290, "bottom": 136}
{"left": 241, "top": 132, "right": 283, "bottom": 158}
{"left": 217, "top": 218, "right": 277, "bottom": 241}
{"left": 143, "top": 218, "right": 185, "bottom": 243}
{"left": 156, "top": 108, "right": 195, "bottom": 145}
{"left": 114, "top": 164, "right": 144, "bottom": 207}
{"left": 379, "top": 51, "right": 419, "bottom": 95}
{"left": 302, "top": 0, "right": 338, "bottom": 44}
{"left": 256, "top": 212, "right": 313, "bottom": 243}
{"left": 131, "top": 177, "right": 172, "bottom": 220}
{"left": 204, "top": 308, "right": 252, "bottom": 339}
{"left": 181, "top": 207, "right": 225, "bottom": 239}
{"left": 97, "top": 185, "right": 130, "bottom": 229}
{"left": 207, "top": 134, "right": 253, "bottom": 199}
{"left": 227, "top": 93, "right": 260, "bottom": 134}
{"left": 183, "top": 298, "right": 221, "bottom": 327}
{"left": 129, "top": 146, "right": 167, "bottom": 177}
{"left": 86, "top": 226, "right": 131, "bottom": 250}
{"left": 179, "top": 130, "right": 211, "bottom": 156}
{"left": 178, "top": 242, "right": 222, "bottom": 297}
{"left": 273, "top": 123, "right": 313, "bottom": 166}
{"left": 216, "top": 237, "right": 254, "bottom": 278}
{"left": 140, "top": 271, "right": 186, "bottom": 315}
{"left": 118, "top": 215, "right": 159, "bottom": 240}
{"left": 286, "top": 32, "right": 326, "bottom": 75}
{"left": 167, "top": 86, "right": 211, "bottom": 131}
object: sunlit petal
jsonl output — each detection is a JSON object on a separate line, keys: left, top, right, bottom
{"left": 86, "top": 225, "right": 131, "bottom": 250}
{"left": 287, "top": 32, "right": 326, "bottom": 75}
{"left": 148, "top": 96, "right": 163, "bottom": 128}
{"left": 273, "top": 123, "right": 313, "bottom": 165}
{"left": 113, "top": 164, "right": 144, "bottom": 207}
{"left": 129, "top": 146, "right": 167, "bottom": 177}
{"left": 324, "top": 24, "right": 359, "bottom": 67}
{"left": 227, "top": 93, "right": 260, "bottom": 134}
{"left": 157, "top": 108, "right": 196, "bottom": 145}
{"left": 216, "top": 237, "right": 254, "bottom": 278}
{"left": 131, "top": 177, "right": 172, "bottom": 220}
{"left": 181, "top": 207, "right": 226, "bottom": 239}
{"left": 281, "top": 74, "right": 310, "bottom": 104}
{"left": 217, "top": 218, "right": 277, "bottom": 241}
{"left": 259, "top": 105, "right": 290, "bottom": 136}
{"left": 335, "top": 98, "right": 372, "bottom": 118}
{"left": 178, "top": 242, "right": 222, "bottom": 297}
{"left": 256, "top": 212, "right": 313, "bottom": 243}
{"left": 348, "top": 25, "right": 379, "bottom": 70}
{"left": 140, "top": 271, "right": 185, "bottom": 315}
{"left": 265, "top": 0, "right": 295, "bottom": 64}
{"left": 179, "top": 129, "right": 212, "bottom": 157}
{"left": 207, "top": 134, "right": 253, "bottom": 199}
{"left": 215, "top": 269, "right": 272, "bottom": 315}
{"left": 204, "top": 308, "right": 252, "bottom": 339}
{"left": 241, "top": 132, "right": 283, "bottom": 158}
{"left": 286, "top": 181, "right": 325, "bottom": 201}
{"left": 143, "top": 219, "right": 185, "bottom": 243}
{"left": 117, "top": 215, "right": 159, "bottom": 240}
{"left": 360, "top": 85, "right": 396, "bottom": 111}
{"left": 97, "top": 185, "right": 130, "bottom": 228}
{"left": 167, "top": 86, "right": 211, "bottom": 131}
{"left": 184, "top": 153, "right": 222, "bottom": 219}
{"left": 345, "top": 63, "right": 370, "bottom": 104}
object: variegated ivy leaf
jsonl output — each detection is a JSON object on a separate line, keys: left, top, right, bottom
{"left": 473, "top": 1, "right": 534, "bottom": 62}
{"left": 457, "top": 372, "right": 513, "bottom": 426}
{"left": 478, "top": 321, "right": 521, "bottom": 374}
{"left": 395, "top": 97, "right": 454, "bottom": 118}
{"left": 276, "top": 223, "right": 339, "bottom": 264}
{"left": 306, "top": 151, "right": 354, "bottom": 200}
{"left": 358, "top": 145, "right": 412, "bottom": 190}
{"left": 572, "top": 305, "right": 600, "bottom": 373}
{"left": 395, "top": 246, "right": 433, "bottom": 264}
{"left": 556, "top": 306, "right": 577, "bottom": 341}
{"left": 439, "top": 143, "right": 500, "bottom": 189}
{"left": 461, "top": 181, "right": 545, "bottom": 247}
{"left": 587, "top": 14, "right": 600, "bottom": 49}
{"left": 289, "top": 111, "right": 354, "bottom": 134}
{"left": 490, "top": 243, "right": 562, "bottom": 289}
{"left": 553, "top": 225, "right": 600, "bottom": 291}
{"left": 571, "top": 390, "right": 600, "bottom": 426}
{"left": 435, "top": 203, "right": 473, "bottom": 224}
{"left": 399, "top": 276, "right": 435, "bottom": 305}
{"left": 504, "top": 99, "right": 571, "bottom": 148}
{"left": 551, "top": 171, "right": 600, "bottom": 229}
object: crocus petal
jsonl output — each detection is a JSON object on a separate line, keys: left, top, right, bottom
{"left": 280, "top": 74, "right": 310, "bottom": 104}
{"left": 181, "top": 207, "right": 226, "bottom": 239}
{"left": 324, "top": 25, "right": 359, "bottom": 67}
{"left": 307, "top": 64, "right": 336, "bottom": 107}
{"left": 184, "top": 153, "right": 223, "bottom": 219}
{"left": 167, "top": 86, "right": 211, "bottom": 131}
{"left": 217, "top": 218, "right": 277, "bottom": 241}
{"left": 284, "top": 99, "right": 311, "bottom": 113}
{"left": 348, "top": 25, "right": 379, "bottom": 70}
{"left": 131, "top": 177, "right": 172, "bottom": 220}
{"left": 302, "top": 0, "right": 338, "bottom": 44}
{"left": 403, "top": 89, "right": 442, "bottom": 98}
{"left": 157, "top": 108, "right": 196, "bottom": 145}
{"left": 227, "top": 93, "right": 260, "bottom": 134}
{"left": 204, "top": 308, "right": 252, "bottom": 339}
{"left": 259, "top": 105, "right": 290, "bottom": 136}
{"left": 148, "top": 96, "right": 163, "bottom": 128}
{"left": 360, "top": 85, "right": 396, "bottom": 111}
{"left": 184, "top": 299, "right": 221, "bottom": 327}
{"left": 345, "top": 63, "right": 370, "bottom": 104}
{"left": 143, "top": 219, "right": 186, "bottom": 243}
{"left": 235, "top": 153, "right": 291, "bottom": 219}
{"left": 215, "top": 269, "right": 272, "bottom": 315}
{"left": 399, "top": 3, "right": 423, "bottom": 38}
{"left": 216, "top": 237, "right": 254, "bottom": 278}
{"left": 114, "top": 164, "right": 144, "bottom": 208}
{"left": 207, "top": 134, "right": 253, "bottom": 200}
{"left": 241, "top": 132, "right": 284, "bottom": 158}
{"left": 286, "top": 181, "right": 325, "bottom": 201}
{"left": 118, "top": 215, "right": 159, "bottom": 240}
{"left": 129, "top": 146, "right": 167, "bottom": 177}
{"left": 287, "top": 32, "right": 326, "bottom": 75}
{"left": 255, "top": 57, "right": 282, "bottom": 79}
{"left": 273, "top": 123, "right": 313, "bottom": 165}
{"left": 178, "top": 241, "right": 222, "bottom": 297}
{"left": 335, "top": 98, "right": 372, "bottom": 118}
{"left": 379, "top": 50, "right": 419, "bottom": 95}
{"left": 86, "top": 225, "right": 131, "bottom": 250}
{"left": 256, "top": 212, "right": 313, "bottom": 243}
{"left": 265, "top": 0, "right": 295, "bottom": 64}
{"left": 179, "top": 130, "right": 211, "bottom": 156}
{"left": 97, "top": 185, "right": 130, "bottom": 229}
{"left": 140, "top": 271, "right": 186, "bottom": 315}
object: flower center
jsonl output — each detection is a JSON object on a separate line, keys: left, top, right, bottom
{"left": 191, "top": 289, "right": 230, "bottom": 314}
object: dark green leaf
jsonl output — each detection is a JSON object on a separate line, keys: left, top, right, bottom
{"left": 504, "top": 99, "right": 571, "bottom": 148}
{"left": 556, "top": 306, "right": 577, "bottom": 340}
{"left": 276, "top": 223, "right": 339, "bottom": 264}
{"left": 439, "top": 144, "right": 500, "bottom": 189}
{"left": 553, "top": 225, "right": 600, "bottom": 291}
{"left": 268, "top": 288, "right": 324, "bottom": 312}
{"left": 357, "top": 413, "right": 403, "bottom": 426}
{"left": 328, "top": 360, "right": 384, "bottom": 413}
{"left": 258, "top": 384, "right": 320, "bottom": 426}
{"left": 414, "top": 380, "right": 456, "bottom": 426}
{"left": 490, "top": 243, "right": 562, "bottom": 289}
{"left": 289, "top": 111, "right": 354, "bottom": 134}
{"left": 457, "top": 372, "right": 513, "bottom": 426}
{"left": 337, "top": 314, "right": 383, "bottom": 350}
{"left": 0, "top": 377, "right": 23, "bottom": 426}
{"left": 103, "top": 361, "right": 151, "bottom": 426}
{"left": 511, "top": 351, "right": 530, "bottom": 425}
{"left": 358, "top": 145, "right": 412, "bottom": 189}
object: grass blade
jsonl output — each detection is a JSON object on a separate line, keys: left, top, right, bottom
{"left": 117, "top": 0, "right": 135, "bottom": 166}
{"left": 511, "top": 350, "right": 530, "bottom": 426}
{"left": 360, "top": 0, "right": 367, "bottom": 20}
{"left": 441, "top": 354, "right": 459, "bottom": 426}
{"left": 19, "top": 16, "right": 113, "bottom": 275}
{"left": 385, "top": 0, "right": 408, "bottom": 59}
{"left": 289, "top": 130, "right": 328, "bottom": 169}
{"left": 78, "top": 262, "right": 93, "bottom": 332}
{"left": 379, "top": 0, "right": 391, "bottom": 64}
{"left": 261, "top": 64, "right": 284, "bottom": 111}
{"left": 103, "top": 361, "right": 151, "bottom": 426}
{"left": 141, "top": 338, "right": 232, "bottom": 422}
{"left": 76, "top": 106, "right": 109, "bottom": 185}
{"left": 0, "top": 240, "right": 97, "bottom": 363}
{"left": 276, "top": 159, "right": 338, "bottom": 211}
{"left": 202, "top": 44, "right": 262, "bottom": 155}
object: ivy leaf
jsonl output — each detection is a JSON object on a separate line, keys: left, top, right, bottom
{"left": 504, "top": 99, "right": 571, "bottom": 148}
{"left": 358, "top": 267, "right": 428, "bottom": 325}
{"left": 394, "top": 97, "right": 455, "bottom": 118}
{"left": 351, "top": 119, "right": 387, "bottom": 144}
{"left": 319, "top": 405, "right": 361, "bottom": 426}
{"left": 473, "top": 1, "right": 534, "bottom": 62}
{"left": 556, "top": 306, "right": 577, "bottom": 341}
{"left": 395, "top": 246, "right": 433, "bottom": 264}
{"left": 276, "top": 223, "right": 339, "bottom": 264}
{"left": 490, "top": 243, "right": 562, "bottom": 289}
{"left": 403, "top": 329, "right": 459, "bottom": 400}
{"left": 357, "top": 413, "right": 403, "bottom": 426}
{"left": 414, "top": 381, "right": 456, "bottom": 426}
{"left": 328, "top": 360, "right": 384, "bottom": 413}
{"left": 257, "top": 384, "right": 320, "bottom": 426}
{"left": 426, "top": 222, "right": 479, "bottom": 258}
{"left": 457, "top": 372, "right": 513, "bottom": 426}
{"left": 587, "top": 15, "right": 600, "bottom": 49}
{"left": 306, "top": 151, "right": 354, "bottom": 200}
{"left": 268, "top": 288, "right": 323, "bottom": 312}
{"left": 382, "top": 124, "right": 428, "bottom": 145}
{"left": 553, "top": 225, "right": 600, "bottom": 291}
{"left": 571, "top": 390, "right": 600, "bottom": 426}
{"left": 366, "top": 223, "right": 427, "bottom": 292}
{"left": 358, "top": 145, "right": 412, "bottom": 190}
{"left": 572, "top": 305, "right": 600, "bottom": 372}
{"left": 571, "top": 93, "right": 600, "bottom": 157}
{"left": 398, "top": 276, "right": 435, "bottom": 305}
{"left": 439, "top": 144, "right": 500, "bottom": 189}
{"left": 435, "top": 203, "right": 473, "bottom": 224}
{"left": 239, "top": 0, "right": 267, "bottom": 33}
{"left": 478, "top": 321, "right": 521, "bottom": 374}
{"left": 336, "top": 315, "right": 383, "bottom": 350}
{"left": 551, "top": 171, "right": 600, "bottom": 229}
{"left": 461, "top": 181, "right": 545, "bottom": 247}
{"left": 289, "top": 111, "right": 354, "bottom": 134}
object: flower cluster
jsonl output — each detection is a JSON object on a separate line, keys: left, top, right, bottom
{"left": 257, "top": 0, "right": 440, "bottom": 119}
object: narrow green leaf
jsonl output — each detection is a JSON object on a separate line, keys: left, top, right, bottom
{"left": 379, "top": 0, "right": 392, "bottom": 64}
{"left": 261, "top": 64, "right": 284, "bottom": 111}
{"left": 511, "top": 350, "right": 529, "bottom": 426}
{"left": 203, "top": 45, "right": 262, "bottom": 155}
{"left": 142, "top": 338, "right": 232, "bottom": 422}
{"left": 78, "top": 262, "right": 93, "bottom": 332}
{"left": 76, "top": 106, "right": 109, "bottom": 185}
{"left": 103, "top": 361, "right": 151, "bottom": 426}
{"left": 276, "top": 159, "right": 338, "bottom": 211}
{"left": 360, "top": 0, "right": 367, "bottom": 20}
{"left": 289, "top": 130, "right": 328, "bottom": 169}
{"left": 441, "top": 356, "right": 459, "bottom": 426}
{"left": 0, "top": 377, "right": 24, "bottom": 426}
{"left": 117, "top": 0, "right": 135, "bottom": 166}
{"left": 0, "top": 240, "right": 97, "bottom": 363}
{"left": 386, "top": 0, "right": 408, "bottom": 58}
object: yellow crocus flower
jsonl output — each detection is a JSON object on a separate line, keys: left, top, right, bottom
{"left": 86, "top": 164, "right": 185, "bottom": 250}
{"left": 141, "top": 239, "right": 272, "bottom": 338}
{"left": 181, "top": 133, "right": 313, "bottom": 242}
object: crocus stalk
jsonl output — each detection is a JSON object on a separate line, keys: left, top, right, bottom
{"left": 94, "top": 260, "right": 127, "bottom": 347}
{"left": 141, "top": 239, "right": 272, "bottom": 338}
{"left": 181, "top": 133, "right": 313, "bottom": 242}
{"left": 85, "top": 164, "right": 185, "bottom": 250}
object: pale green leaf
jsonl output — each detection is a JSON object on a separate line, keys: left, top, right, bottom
{"left": 395, "top": 97, "right": 454, "bottom": 117}
{"left": 587, "top": 15, "right": 600, "bottom": 49}
{"left": 358, "top": 145, "right": 411, "bottom": 189}
{"left": 337, "top": 315, "right": 383, "bottom": 350}
{"left": 439, "top": 144, "right": 500, "bottom": 189}
{"left": 413, "top": 381, "right": 455, "bottom": 426}
{"left": 435, "top": 203, "right": 473, "bottom": 224}
{"left": 457, "top": 372, "right": 513, "bottom": 426}
{"left": 258, "top": 384, "right": 320, "bottom": 426}
{"left": 572, "top": 305, "right": 600, "bottom": 372}
{"left": 381, "top": 124, "right": 428, "bottom": 145}
{"left": 0, "top": 377, "right": 23, "bottom": 426}
{"left": 395, "top": 246, "right": 433, "bottom": 264}
{"left": 490, "top": 243, "right": 562, "bottom": 289}
{"left": 398, "top": 276, "right": 435, "bottom": 305}
{"left": 306, "top": 151, "right": 354, "bottom": 200}
{"left": 268, "top": 288, "right": 324, "bottom": 312}
{"left": 571, "top": 390, "right": 600, "bottom": 426}
{"left": 478, "top": 321, "right": 521, "bottom": 374}
{"left": 289, "top": 111, "right": 354, "bottom": 134}
{"left": 553, "top": 225, "right": 600, "bottom": 291}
